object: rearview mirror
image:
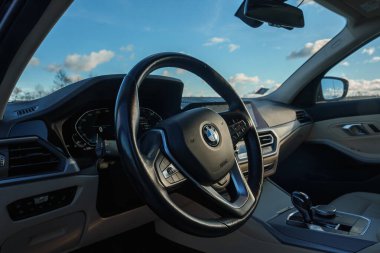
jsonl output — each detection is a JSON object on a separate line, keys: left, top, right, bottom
{"left": 243, "top": 0, "right": 305, "bottom": 29}
{"left": 319, "top": 77, "right": 349, "bottom": 101}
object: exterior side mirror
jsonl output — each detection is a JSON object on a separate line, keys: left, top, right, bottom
{"left": 318, "top": 77, "right": 349, "bottom": 101}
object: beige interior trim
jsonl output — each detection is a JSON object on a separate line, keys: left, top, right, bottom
{"left": 308, "top": 114, "right": 380, "bottom": 163}
{"left": 155, "top": 180, "right": 321, "bottom": 253}
{"left": 357, "top": 243, "right": 380, "bottom": 253}
{"left": 0, "top": 174, "right": 156, "bottom": 252}
{"left": 156, "top": 218, "right": 320, "bottom": 253}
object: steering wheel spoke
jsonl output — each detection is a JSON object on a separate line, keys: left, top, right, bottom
{"left": 188, "top": 161, "right": 255, "bottom": 217}
{"left": 151, "top": 128, "right": 254, "bottom": 216}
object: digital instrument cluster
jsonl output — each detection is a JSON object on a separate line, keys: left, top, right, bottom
{"left": 70, "top": 107, "right": 162, "bottom": 152}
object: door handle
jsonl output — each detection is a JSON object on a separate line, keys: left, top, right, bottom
{"left": 341, "top": 123, "right": 369, "bottom": 136}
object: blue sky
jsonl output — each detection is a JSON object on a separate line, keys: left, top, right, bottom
{"left": 17, "top": 0, "right": 363, "bottom": 98}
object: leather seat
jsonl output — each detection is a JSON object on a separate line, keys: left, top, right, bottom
{"left": 330, "top": 192, "right": 380, "bottom": 218}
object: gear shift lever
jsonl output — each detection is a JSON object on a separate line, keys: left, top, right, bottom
{"left": 291, "top": 191, "right": 314, "bottom": 223}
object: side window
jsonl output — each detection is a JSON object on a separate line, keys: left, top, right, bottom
{"left": 319, "top": 37, "right": 380, "bottom": 102}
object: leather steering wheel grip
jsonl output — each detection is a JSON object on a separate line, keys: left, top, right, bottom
{"left": 115, "top": 52, "right": 264, "bottom": 237}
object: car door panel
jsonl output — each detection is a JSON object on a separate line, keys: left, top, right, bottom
{"left": 272, "top": 100, "right": 380, "bottom": 204}
{"left": 308, "top": 114, "right": 380, "bottom": 162}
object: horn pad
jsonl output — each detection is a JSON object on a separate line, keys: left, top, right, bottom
{"left": 159, "top": 108, "right": 235, "bottom": 185}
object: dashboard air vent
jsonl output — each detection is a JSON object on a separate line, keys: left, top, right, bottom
{"left": 258, "top": 134, "right": 274, "bottom": 147}
{"left": 16, "top": 106, "right": 38, "bottom": 116}
{"left": 295, "top": 110, "right": 311, "bottom": 124}
{"left": 8, "top": 140, "right": 62, "bottom": 177}
{"left": 257, "top": 131, "right": 277, "bottom": 157}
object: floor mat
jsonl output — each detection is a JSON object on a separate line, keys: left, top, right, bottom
{"left": 71, "top": 223, "right": 203, "bottom": 253}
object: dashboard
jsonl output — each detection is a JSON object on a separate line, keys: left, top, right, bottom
{"left": 3, "top": 75, "right": 312, "bottom": 172}
{"left": 2, "top": 74, "right": 312, "bottom": 218}
{"left": 70, "top": 102, "right": 257, "bottom": 153}
{"left": 0, "top": 74, "right": 313, "bottom": 251}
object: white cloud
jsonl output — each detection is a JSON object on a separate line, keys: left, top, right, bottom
{"left": 67, "top": 74, "right": 83, "bottom": 83}
{"left": 287, "top": 39, "right": 331, "bottom": 59}
{"left": 203, "top": 38, "right": 241, "bottom": 53}
{"left": 64, "top": 49, "right": 115, "bottom": 72}
{"left": 46, "top": 64, "right": 62, "bottom": 73}
{"left": 203, "top": 37, "right": 227, "bottom": 46}
{"left": 162, "top": 70, "right": 170, "bottom": 77}
{"left": 340, "top": 61, "right": 350, "bottom": 66}
{"left": 228, "top": 73, "right": 260, "bottom": 85}
{"left": 228, "top": 43, "right": 240, "bottom": 52}
{"left": 347, "top": 78, "right": 380, "bottom": 97}
{"left": 28, "top": 56, "right": 40, "bottom": 67}
{"left": 120, "top": 44, "right": 134, "bottom": 52}
{"left": 362, "top": 47, "right": 375, "bottom": 56}
{"left": 370, "top": 56, "right": 380, "bottom": 63}
{"left": 175, "top": 68, "right": 186, "bottom": 75}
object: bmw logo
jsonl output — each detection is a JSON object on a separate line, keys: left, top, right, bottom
{"left": 202, "top": 124, "right": 220, "bottom": 147}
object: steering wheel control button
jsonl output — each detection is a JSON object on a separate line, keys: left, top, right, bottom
{"left": 229, "top": 120, "right": 248, "bottom": 142}
{"left": 159, "top": 157, "right": 170, "bottom": 171}
{"left": 163, "top": 165, "right": 185, "bottom": 184}
{"left": 202, "top": 124, "right": 220, "bottom": 147}
{"left": 166, "top": 176, "right": 174, "bottom": 184}
{"left": 162, "top": 165, "right": 177, "bottom": 178}
{"left": 155, "top": 155, "right": 186, "bottom": 187}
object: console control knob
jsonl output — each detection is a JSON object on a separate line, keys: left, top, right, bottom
{"left": 314, "top": 205, "right": 336, "bottom": 218}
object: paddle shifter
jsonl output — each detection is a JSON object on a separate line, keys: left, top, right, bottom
{"left": 291, "top": 191, "right": 314, "bottom": 224}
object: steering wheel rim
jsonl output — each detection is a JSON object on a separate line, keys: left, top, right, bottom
{"left": 115, "top": 52, "right": 264, "bottom": 237}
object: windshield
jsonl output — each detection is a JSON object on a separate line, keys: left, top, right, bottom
{"left": 10, "top": 0, "right": 345, "bottom": 102}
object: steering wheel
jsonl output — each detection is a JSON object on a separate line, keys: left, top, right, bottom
{"left": 115, "top": 52, "right": 264, "bottom": 237}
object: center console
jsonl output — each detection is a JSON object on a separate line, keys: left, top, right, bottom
{"left": 285, "top": 191, "right": 371, "bottom": 238}
{"left": 258, "top": 187, "right": 378, "bottom": 252}
{"left": 156, "top": 179, "right": 379, "bottom": 253}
